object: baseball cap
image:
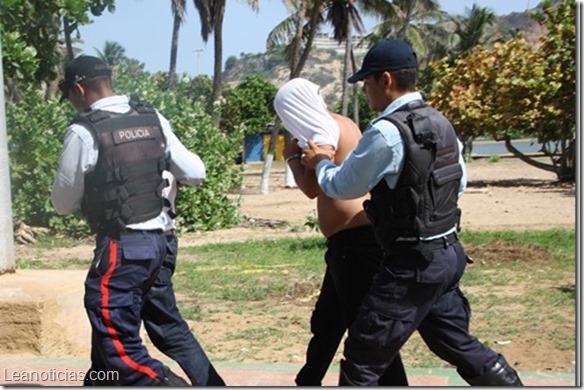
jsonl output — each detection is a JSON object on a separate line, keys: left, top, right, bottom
{"left": 348, "top": 39, "right": 418, "bottom": 83}
{"left": 58, "top": 55, "right": 112, "bottom": 102}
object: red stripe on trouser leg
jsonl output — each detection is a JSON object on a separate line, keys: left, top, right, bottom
{"left": 100, "top": 239, "right": 159, "bottom": 380}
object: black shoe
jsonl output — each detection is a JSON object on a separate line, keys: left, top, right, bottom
{"left": 463, "top": 355, "right": 524, "bottom": 386}
{"left": 152, "top": 366, "right": 189, "bottom": 386}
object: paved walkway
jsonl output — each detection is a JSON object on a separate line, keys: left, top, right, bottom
{"left": 0, "top": 357, "right": 576, "bottom": 386}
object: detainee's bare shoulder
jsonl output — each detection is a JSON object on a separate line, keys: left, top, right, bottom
{"left": 330, "top": 112, "right": 362, "bottom": 162}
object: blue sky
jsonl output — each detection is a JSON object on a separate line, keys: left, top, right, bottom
{"left": 78, "top": 0, "right": 543, "bottom": 77}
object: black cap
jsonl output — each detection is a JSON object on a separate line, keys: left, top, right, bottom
{"left": 348, "top": 39, "right": 418, "bottom": 84}
{"left": 59, "top": 55, "right": 112, "bottom": 102}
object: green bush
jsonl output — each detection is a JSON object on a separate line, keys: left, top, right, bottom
{"left": 7, "top": 67, "right": 243, "bottom": 235}
{"left": 6, "top": 90, "right": 90, "bottom": 235}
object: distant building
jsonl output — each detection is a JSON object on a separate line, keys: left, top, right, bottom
{"left": 312, "top": 32, "right": 368, "bottom": 54}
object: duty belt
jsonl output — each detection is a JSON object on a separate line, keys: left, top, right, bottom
{"left": 386, "top": 232, "right": 459, "bottom": 261}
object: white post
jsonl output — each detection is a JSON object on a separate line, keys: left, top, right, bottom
{"left": 193, "top": 48, "right": 204, "bottom": 75}
{"left": 0, "top": 33, "right": 16, "bottom": 274}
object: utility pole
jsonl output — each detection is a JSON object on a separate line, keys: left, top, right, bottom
{"left": 193, "top": 48, "right": 204, "bottom": 75}
{"left": 0, "top": 33, "right": 16, "bottom": 274}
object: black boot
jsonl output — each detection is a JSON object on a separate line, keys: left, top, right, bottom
{"left": 152, "top": 366, "right": 190, "bottom": 386}
{"left": 463, "top": 355, "right": 524, "bottom": 386}
{"left": 338, "top": 360, "right": 359, "bottom": 386}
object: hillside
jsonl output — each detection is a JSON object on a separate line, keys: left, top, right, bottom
{"left": 224, "top": 47, "right": 365, "bottom": 107}
{"left": 223, "top": 3, "right": 550, "bottom": 107}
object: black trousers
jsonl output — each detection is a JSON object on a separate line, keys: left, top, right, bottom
{"left": 295, "top": 225, "right": 408, "bottom": 386}
{"left": 342, "top": 239, "right": 500, "bottom": 385}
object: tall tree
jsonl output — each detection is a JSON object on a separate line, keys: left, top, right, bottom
{"left": 450, "top": 4, "right": 496, "bottom": 155}
{"left": 193, "top": 0, "right": 259, "bottom": 126}
{"left": 168, "top": 0, "right": 187, "bottom": 90}
{"left": 451, "top": 4, "right": 496, "bottom": 60}
{"left": 324, "top": 0, "right": 366, "bottom": 115}
{"left": 360, "top": 0, "right": 445, "bottom": 64}
{"left": 530, "top": 0, "right": 575, "bottom": 180}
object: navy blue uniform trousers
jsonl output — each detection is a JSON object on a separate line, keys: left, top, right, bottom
{"left": 342, "top": 238, "right": 500, "bottom": 385}
{"left": 295, "top": 225, "right": 408, "bottom": 386}
{"left": 84, "top": 231, "right": 225, "bottom": 386}
{"left": 142, "top": 233, "right": 225, "bottom": 386}
{"left": 84, "top": 231, "right": 167, "bottom": 386}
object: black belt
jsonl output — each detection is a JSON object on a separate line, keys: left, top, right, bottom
{"left": 422, "top": 232, "right": 459, "bottom": 249}
{"left": 387, "top": 232, "right": 459, "bottom": 261}
{"left": 122, "top": 228, "right": 175, "bottom": 236}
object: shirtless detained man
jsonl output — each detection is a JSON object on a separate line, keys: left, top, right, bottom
{"left": 274, "top": 78, "right": 408, "bottom": 386}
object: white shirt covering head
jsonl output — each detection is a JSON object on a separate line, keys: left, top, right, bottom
{"left": 273, "top": 78, "right": 340, "bottom": 150}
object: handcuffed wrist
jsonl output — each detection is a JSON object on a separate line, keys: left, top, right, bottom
{"left": 286, "top": 153, "right": 302, "bottom": 163}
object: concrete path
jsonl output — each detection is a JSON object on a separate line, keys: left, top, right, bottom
{"left": 0, "top": 357, "right": 576, "bottom": 386}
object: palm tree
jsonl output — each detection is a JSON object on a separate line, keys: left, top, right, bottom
{"left": 324, "top": 0, "right": 366, "bottom": 115}
{"left": 360, "top": 0, "right": 446, "bottom": 63}
{"left": 168, "top": 0, "right": 187, "bottom": 90}
{"left": 450, "top": 4, "right": 496, "bottom": 156}
{"left": 451, "top": 4, "right": 497, "bottom": 59}
{"left": 94, "top": 41, "right": 127, "bottom": 67}
{"left": 193, "top": 0, "right": 259, "bottom": 126}
{"left": 266, "top": 0, "right": 311, "bottom": 76}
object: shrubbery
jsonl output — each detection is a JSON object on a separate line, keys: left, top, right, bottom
{"left": 7, "top": 66, "right": 244, "bottom": 236}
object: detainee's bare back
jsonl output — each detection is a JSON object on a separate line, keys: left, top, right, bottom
{"left": 316, "top": 113, "right": 371, "bottom": 238}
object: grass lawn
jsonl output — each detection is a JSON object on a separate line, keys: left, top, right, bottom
{"left": 15, "top": 228, "right": 576, "bottom": 371}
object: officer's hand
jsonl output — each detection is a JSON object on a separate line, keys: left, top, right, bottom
{"left": 301, "top": 140, "right": 335, "bottom": 170}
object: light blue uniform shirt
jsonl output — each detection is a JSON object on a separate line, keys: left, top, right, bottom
{"left": 51, "top": 95, "right": 206, "bottom": 232}
{"left": 315, "top": 92, "right": 467, "bottom": 240}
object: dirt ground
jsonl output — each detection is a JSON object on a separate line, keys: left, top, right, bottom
{"left": 231, "top": 157, "right": 576, "bottom": 234}
{"left": 12, "top": 157, "right": 577, "bottom": 373}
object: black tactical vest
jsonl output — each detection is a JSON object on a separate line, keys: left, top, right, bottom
{"left": 74, "top": 100, "right": 169, "bottom": 233}
{"left": 363, "top": 100, "right": 462, "bottom": 250}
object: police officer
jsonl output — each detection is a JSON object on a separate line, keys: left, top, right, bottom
{"left": 51, "top": 55, "right": 218, "bottom": 386}
{"left": 301, "top": 39, "right": 524, "bottom": 386}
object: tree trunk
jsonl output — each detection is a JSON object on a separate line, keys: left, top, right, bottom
{"left": 284, "top": 131, "right": 296, "bottom": 188}
{"left": 282, "top": 9, "right": 305, "bottom": 190}
{"left": 291, "top": 0, "right": 323, "bottom": 78}
{"left": 396, "top": 0, "right": 414, "bottom": 39}
{"left": 211, "top": 4, "right": 225, "bottom": 128}
{"left": 168, "top": 14, "right": 181, "bottom": 91}
{"left": 341, "top": 23, "right": 352, "bottom": 116}
{"left": 503, "top": 136, "right": 557, "bottom": 174}
{"left": 63, "top": 16, "right": 74, "bottom": 61}
{"left": 260, "top": 119, "right": 282, "bottom": 194}
{"left": 350, "top": 48, "right": 359, "bottom": 126}
{"left": 462, "top": 135, "right": 474, "bottom": 157}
